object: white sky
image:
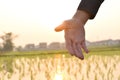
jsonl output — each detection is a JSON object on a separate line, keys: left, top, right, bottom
{"left": 0, "top": 0, "right": 120, "bottom": 47}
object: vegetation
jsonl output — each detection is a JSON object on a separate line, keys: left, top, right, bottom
{"left": 0, "top": 46, "right": 120, "bottom": 80}
{"left": 0, "top": 46, "right": 120, "bottom": 57}
{"left": 0, "top": 32, "right": 17, "bottom": 52}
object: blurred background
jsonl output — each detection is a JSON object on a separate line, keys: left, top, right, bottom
{"left": 0, "top": 0, "right": 120, "bottom": 48}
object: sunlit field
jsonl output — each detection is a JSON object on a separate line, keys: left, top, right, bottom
{"left": 0, "top": 47, "right": 120, "bottom": 80}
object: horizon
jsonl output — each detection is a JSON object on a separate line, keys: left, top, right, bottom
{"left": 15, "top": 38, "right": 120, "bottom": 47}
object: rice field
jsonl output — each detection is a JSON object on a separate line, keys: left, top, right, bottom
{"left": 0, "top": 47, "right": 120, "bottom": 80}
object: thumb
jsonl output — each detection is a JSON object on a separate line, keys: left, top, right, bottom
{"left": 54, "top": 24, "right": 65, "bottom": 32}
{"left": 55, "top": 20, "right": 72, "bottom": 32}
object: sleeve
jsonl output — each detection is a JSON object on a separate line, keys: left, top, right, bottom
{"left": 78, "top": 0, "right": 104, "bottom": 19}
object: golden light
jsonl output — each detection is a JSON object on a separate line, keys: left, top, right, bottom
{"left": 54, "top": 72, "right": 63, "bottom": 80}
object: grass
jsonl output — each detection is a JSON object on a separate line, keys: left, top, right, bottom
{"left": 0, "top": 46, "right": 120, "bottom": 80}
{"left": 0, "top": 46, "right": 120, "bottom": 58}
{"left": 0, "top": 46, "right": 120, "bottom": 68}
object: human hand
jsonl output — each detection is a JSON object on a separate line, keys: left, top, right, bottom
{"left": 55, "top": 18, "right": 89, "bottom": 60}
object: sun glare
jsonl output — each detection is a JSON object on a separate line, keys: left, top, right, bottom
{"left": 54, "top": 72, "right": 63, "bottom": 80}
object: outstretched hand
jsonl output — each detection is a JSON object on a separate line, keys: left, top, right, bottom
{"left": 55, "top": 18, "right": 89, "bottom": 60}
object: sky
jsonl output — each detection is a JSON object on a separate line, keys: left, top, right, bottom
{"left": 0, "top": 0, "right": 120, "bottom": 47}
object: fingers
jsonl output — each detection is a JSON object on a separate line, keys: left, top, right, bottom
{"left": 65, "top": 37, "right": 75, "bottom": 56}
{"left": 65, "top": 38, "right": 85, "bottom": 60}
{"left": 81, "top": 41, "right": 89, "bottom": 53}
{"left": 73, "top": 43, "right": 84, "bottom": 60}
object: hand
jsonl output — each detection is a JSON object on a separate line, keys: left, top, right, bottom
{"left": 55, "top": 18, "right": 89, "bottom": 60}
{"left": 55, "top": 10, "right": 90, "bottom": 60}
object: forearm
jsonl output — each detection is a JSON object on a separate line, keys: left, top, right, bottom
{"left": 78, "top": 0, "right": 104, "bottom": 19}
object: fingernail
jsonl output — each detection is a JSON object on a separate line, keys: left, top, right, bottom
{"left": 75, "top": 55, "right": 84, "bottom": 60}
{"left": 78, "top": 56, "right": 84, "bottom": 60}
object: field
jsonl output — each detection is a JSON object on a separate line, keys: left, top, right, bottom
{"left": 0, "top": 46, "right": 120, "bottom": 80}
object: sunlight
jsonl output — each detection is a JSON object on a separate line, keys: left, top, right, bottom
{"left": 54, "top": 72, "right": 63, "bottom": 80}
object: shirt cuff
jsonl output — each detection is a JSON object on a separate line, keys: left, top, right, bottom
{"left": 78, "top": 0, "right": 104, "bottom": 19}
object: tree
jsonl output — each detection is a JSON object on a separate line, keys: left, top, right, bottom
{"left": 0, "top": 32, "right": 17, "bottom": 52}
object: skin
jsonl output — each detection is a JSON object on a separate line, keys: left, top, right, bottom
{"left": 55, "top": 10, "right": 91, "bottom": 60}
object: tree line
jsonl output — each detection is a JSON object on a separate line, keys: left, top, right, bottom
{"left": 0, "top": 32, "right": 16, "bottom": 52}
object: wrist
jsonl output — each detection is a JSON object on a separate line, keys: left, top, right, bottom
{"left": 73, "top": 10, "right": 91, "bottom": 24}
